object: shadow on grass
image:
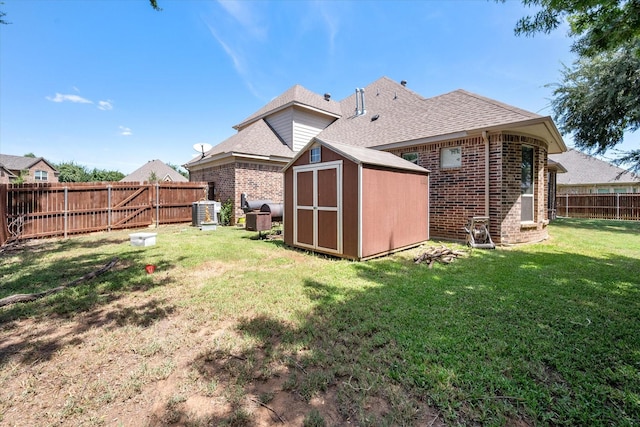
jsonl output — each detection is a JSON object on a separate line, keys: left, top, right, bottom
{"left": 553, "top": 217, "right": 640, "bottom": 235}
{"left": 187, "top": 240, "right": 640, "bottom": 425}
{"left": 0, "top": 236, "right": 184, "bottom": 367}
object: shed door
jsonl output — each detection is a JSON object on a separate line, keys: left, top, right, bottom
{"left": 293, "top": 161, "right": 342, "bottom": 254}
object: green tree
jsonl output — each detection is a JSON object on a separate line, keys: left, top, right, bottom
{"left": 167, "top": 162, "right": 189, "bottom": 179}
{"left": 56, "top": 162, "right": 91, "bottom": 182}
{"left": 0, "top": 2, "right": 9, "bottom": 25}
{"left": 23, "top": 152, "right": 36, "bottom": 158}
{"left": 508, "top": 0, "right": 640, "bottom": 171}
{"left": 512, "top": 0, "right": 640, "bottom": 56}
{"left": 90, "top": 168, "right": 125, "bottom": 182}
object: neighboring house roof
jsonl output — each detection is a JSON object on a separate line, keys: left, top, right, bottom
{"left": 121, "top": 159, "right": 188, "bottom": 182}
{"left": 0, "top": 154, "right": 58, "bottom": 172}
{"left": 317, "top": 77, "right": 565, "bottom": 153}
{"left": 186, "top": 119, "right": 295, "bottom": 168}
{"left": 234, "top": 84, "right": 342, "bottom": 131}
{"left": 294, "top": 138, "right": 430, "bottom": 174}
{"left": 549, "top": 149, "right": 640, "bottom": 186}
{"left": 0, "top": 165, "right": 16, "bottom": 179}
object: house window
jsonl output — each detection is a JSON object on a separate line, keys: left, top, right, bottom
{"left": 310, "top": 147, "right": 321, "bottom": 163}
{"left": 440, "top": 147, "right": 461, "bottom": 168}
{"left": 521, "top": 146, "right": 534, "bottom": 222}
{"left": 35, "top": 170, "right": 48, "bottom": 181}
{"left": 402, "top": 152, "right": 418, "bottom": 164}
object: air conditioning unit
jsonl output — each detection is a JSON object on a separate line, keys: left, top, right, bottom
{"left": 192, "top": 201, "right": 221, "bottom": 226}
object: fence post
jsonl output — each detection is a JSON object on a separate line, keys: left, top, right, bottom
{"left": 64, "top": 186, "right": 68, "bottom": 239}
{"left": 107, "top": 185, "right": 112, "bottom": 232}
{"left": 155, "top": 183, "right": 160, "bottom": 228}
{"left": 616, "top": 193, "right": 620, "bottom": 220}
{"left": 0, "top": 185, "right": 8, "bottom": 246}
{"left": 565, "top": 193, "right": 569, "bottom": 218}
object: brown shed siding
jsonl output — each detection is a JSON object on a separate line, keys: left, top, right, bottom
{"left": 284, "top": 142, "right": 429, "bottom": 260}
{"left": 361, "top": 166, "right": 429, "bottom": 259}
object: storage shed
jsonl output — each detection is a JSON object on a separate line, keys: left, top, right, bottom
{"left": 283, "top": 138, "right": 430, "bottom": 260}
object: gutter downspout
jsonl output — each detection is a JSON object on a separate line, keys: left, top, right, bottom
{"left": 482, "top": 131, "right": 490, "bottom": 217}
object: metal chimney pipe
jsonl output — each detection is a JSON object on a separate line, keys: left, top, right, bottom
{"left": 360, "top": 88, "right": 366, "bottom": 115}
{"left": 355, "top": 88, "right": 360, "bottom": 115}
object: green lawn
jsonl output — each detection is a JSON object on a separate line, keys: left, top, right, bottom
{"left": 1, "top": 218, "right": 638, "bottom": 426}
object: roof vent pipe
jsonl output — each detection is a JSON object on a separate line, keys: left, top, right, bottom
{"left": 355, "top": 88, "right": 361, "bottom": 115}
{"left": 359, "top": 88, "right": 366, "bottom": 115}
{"left": 324, "top": 93, "right": 331, "bottom": 101}
{"left": 401, "top": 80, "right": 407, "bottom": 86}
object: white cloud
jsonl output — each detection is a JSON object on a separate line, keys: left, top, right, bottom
{"left": 46, "top": 93, "right": 93, "bottom": 104}
{"left": 98, "top": 100, "right": 113, "bottom": 111}
{"left": 217, "top": 0, "right": 267, "bottom": 40}
{"left": 207, "top": 24, "right": 246, "bottom": 76}
{"left": 313, "top": 2, "right": 340, "bottom": 54}
{"left": 119, "top": 126, "right": 132, "bottom": 136}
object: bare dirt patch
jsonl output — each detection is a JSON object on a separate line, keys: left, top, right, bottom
{"left": 0, "top": 228, "right": 444, "bottom": 426}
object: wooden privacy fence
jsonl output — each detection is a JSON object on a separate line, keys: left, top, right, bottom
{"left": 1, "top": 181, "right": 208, "bottom": 245}
{"left": 556, "top": 193, "right": 640, "bottom": 220}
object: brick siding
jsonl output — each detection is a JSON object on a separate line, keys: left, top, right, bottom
{"left": 190, "top": 160, "right": 284, "bottom": 224}
{"left": 389, "top": 132, "right": 550, "bottom": 245}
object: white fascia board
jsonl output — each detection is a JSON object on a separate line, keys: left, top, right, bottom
{"left": 186, "top": 152, "right": 291, "bottom": 171}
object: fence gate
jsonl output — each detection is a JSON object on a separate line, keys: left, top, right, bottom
{"left": 1, "top": 182, "right": 207, "bottom": 243}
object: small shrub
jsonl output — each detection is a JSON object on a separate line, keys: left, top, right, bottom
{"left": 303, "top": 409, "right": 326, "bottom": 427}
{"left": 219, "top": 199, "right": 234, "bottom": 225}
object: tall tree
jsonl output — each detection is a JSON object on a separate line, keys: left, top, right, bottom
{"left": 56, "top": 162, "right": 90, "bottom": 183}
{"left": 507, "top": 0, "right": 640, "bottom": 172}
{"left": 167, "top": 162, "right": 189, "bottom": 179}
{"left": 512, "top": 0, "right": 640, "bottom": 56}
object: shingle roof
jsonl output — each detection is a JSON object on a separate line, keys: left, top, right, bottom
{"left": 0, "top": 154, "right": 56, "bottom": 171}
{"left": 317, "top": 76, "right": 543, "bottom": 148}
{"left": 121, "top": 159, "right": 188, "bottom": 182}
{"left": 234, "top": 84, "right": 342, "bottom": 130}
{"left": 185, "top": 119, "right": 295, "bottom": 167}
{"left": 549, "top": 149, "right": 640, "bottom": 185}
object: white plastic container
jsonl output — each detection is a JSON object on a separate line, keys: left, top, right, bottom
{"left": 129, "top": 232, "right": 157, "bottom": 247}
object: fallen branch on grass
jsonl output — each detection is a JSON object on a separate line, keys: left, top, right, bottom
{"left": 413, "top": 245, "right": 467, "bottom": 268}
{"left": 0, "top": 257, "right": 119, "bottom": 307}
{"left": 250, "top": 397, "right": 286, "bottom": 423}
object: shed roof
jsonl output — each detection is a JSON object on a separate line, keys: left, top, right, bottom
{"left": 549, "top": 149, "right": 640, "bottom": 185}
{"left": 234, "top": 84, "right": 342, "bottom": 131}
{"left": 284, "top": 137, "right": 429, "bottom": 174}
{"left": 121, "top": 159, "right": 188, "bottom": 182}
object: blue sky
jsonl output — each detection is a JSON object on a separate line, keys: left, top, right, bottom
{"left": 0, "top": 0, "right": 636, "bottom": 174}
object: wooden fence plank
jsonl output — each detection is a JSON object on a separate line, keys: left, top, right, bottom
{"left": 2, "top": 182, "right": 208, "bottom": 242}
{"left": 556, "top": 193, "right": 640, "bottom": 220}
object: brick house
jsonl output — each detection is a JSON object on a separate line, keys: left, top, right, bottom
{"left": 0, "top": 154, "right": 59, "bottom": 184}
{"left": 185, "top": 77, "right": 567, "bottom": 244}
